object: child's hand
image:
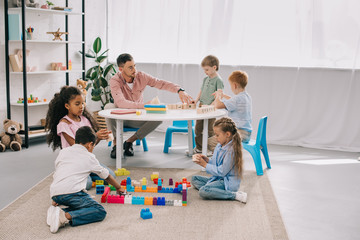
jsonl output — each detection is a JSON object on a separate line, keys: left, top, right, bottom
{"left": 116, "top": 187, "right": 125, "bottom": 195}
{"left": 192, "top": 154, "right": 208, "bottom": 167}
{"left": 96, "top": 129, "right": 111, "bottom": 140}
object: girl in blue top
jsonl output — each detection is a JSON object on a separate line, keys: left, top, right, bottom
{"left": 192, "top": 117, "right": 247, "bottom": 203}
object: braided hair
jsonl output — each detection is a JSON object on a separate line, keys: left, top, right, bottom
{"left": 45, "top": 86, "right": 98, "bottom": 151}
{"left": 214, "top": 117, "right": 243, "bottom": 178}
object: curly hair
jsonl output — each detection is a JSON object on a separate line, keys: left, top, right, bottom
{"left": 45, "top": 86, "right": 98, "bottom": 151}
{"left": 214, "top": 117, "right": 243, "bottom": 178}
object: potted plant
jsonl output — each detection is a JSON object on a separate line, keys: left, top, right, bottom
{"left": 83, "top": 37, "right": 117, "bottom": 109}
{"left": 81, "top": 37, "right": 117, "bottom": 128}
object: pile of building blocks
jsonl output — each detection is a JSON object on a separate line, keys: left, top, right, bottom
{"left": 196, "top": 105, "right": 215, "bottom": 114}
{"left": 114, "top": 168, "right": 130, "bottom": 176}
{"left": 140, "top": 208, "right": 153, "bottom": 219}
{"left": 100, "top": 173, "right": 191, "bottom": 207}
{"left": 17, "top": 94, "right": 47, "bottom": 104}
{"left": 144, "top": 104, "right": 167, "bottom": 114}
{"left": 166, "top": 103, "right": 196, "bottom": 110}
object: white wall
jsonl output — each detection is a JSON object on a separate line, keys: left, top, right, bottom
{"left": 0, "top": 0, "right": 108, "bottom": 131}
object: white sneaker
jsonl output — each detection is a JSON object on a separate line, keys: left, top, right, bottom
{"left": 49, "top": 206, "right": 61, "bottom": 233}
{"left": 46, "top": 206, "right": 55, "bottom": 226}
{"left": 235, "top": 191, "right": 247, "bottom": 203}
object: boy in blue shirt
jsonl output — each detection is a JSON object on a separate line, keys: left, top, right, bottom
{"left": 194, "top": 55, "right": 224, "bottom": 155}
{"left": 213, "top": 70, "right": 252, "bottom": 142}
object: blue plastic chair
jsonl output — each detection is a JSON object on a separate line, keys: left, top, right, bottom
{"left": 163, "top": 120, "right": 195, "bottom": 153}
{"left": 242, "top": 116, "right": 271, "bottom": 176}
{"left": 123, "top": 127, "right": 148, "bottom": 151}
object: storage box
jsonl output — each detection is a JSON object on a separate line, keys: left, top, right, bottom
{"left": 8, "top": 14, "right": 21, "bottom": 40}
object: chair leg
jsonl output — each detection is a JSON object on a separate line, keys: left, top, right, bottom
{"left": 135, "top": 139, "right": 141, "bottom": 145}
{"left": 142, "top": 138, "right": 148, "bottom": 152}
{"left": 244, "top": 147, "right": 263, "bottom": 176}
{"left": 163, "top": 130, "right": 172, "bottom": 153}
{"left": 261, "top": 144, "right": 271, "bottom": 169}
{"left": 192, "top": 128, "right": 195, "bottom": 149}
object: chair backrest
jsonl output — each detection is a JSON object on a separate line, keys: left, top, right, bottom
{"left": 255, "top": 116, "right": 268, "bottom": 147}
{"left": 173, "top": 120, "right": 194, "bottom": 127}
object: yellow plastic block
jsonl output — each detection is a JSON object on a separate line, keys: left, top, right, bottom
{"left": 95, "top": 180, "right": 104, "bottom": 185}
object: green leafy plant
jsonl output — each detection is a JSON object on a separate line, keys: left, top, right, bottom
{"left": 81, "top": 37, "right": 117, "bottom": 109}
{"left": 46, "top": 1, "right": 54, "bottom": 6}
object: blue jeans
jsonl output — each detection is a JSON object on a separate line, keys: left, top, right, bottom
{"left": 52, "top": 191, "right": 106, "bottom": 227}
{"left": 86, "top": 164, "right": 115, "bottom": 190}
{"left": 191, "top": 175, "right": 236, "bottom": 200}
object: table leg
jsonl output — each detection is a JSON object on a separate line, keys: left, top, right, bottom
{"left": 187, "top": 120, "right": 193, "bottom": 156}
{"left": 202, "top": 119, "right": 209, "bottom": 156}
{"left": 116, "top": 120, "right": 124, "bottom": 169}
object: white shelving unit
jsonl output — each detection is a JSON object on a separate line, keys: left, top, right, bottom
{"left": 4, "top": 1, "right": 85, "bottom": 145}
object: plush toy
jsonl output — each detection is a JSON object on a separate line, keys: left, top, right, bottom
{"left": 76, "top": 79, "right": 87, "bottom": 102}
{"left": 9, "top": 0, "right": 40, "bottom": 8}
{"left": 0, "top": 119, "right": 23, "bottom": 152}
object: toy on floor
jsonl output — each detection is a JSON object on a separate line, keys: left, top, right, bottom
{"left": 114, "top": 168, "right": 130, "bottom": 176}
{"left": 140, "top": 208, "right": 153, "bottom": 219}
{"left": 0, "top": 119, "right": 23, "bottom": 152}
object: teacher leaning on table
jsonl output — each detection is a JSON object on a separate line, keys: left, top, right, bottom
{"left": 105, "top": 53, "right": 194, "bottom": 158}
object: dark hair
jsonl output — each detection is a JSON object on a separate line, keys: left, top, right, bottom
{"left": 201, "top": 55, "right": 219, "bottom": 71}
{"left": 214, "top": 117, "right": 243, "bottom": 178}
{"left": 117, "top": 53, "right": 133, "bottom": 67}
{"left": 45, "top": 86, "right": 98, "bottom": 151}
{"left": 75, "top": 126, "right": 97, "bottom": 145}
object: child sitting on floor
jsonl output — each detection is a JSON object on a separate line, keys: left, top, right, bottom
{"left": 47, "top": 126, "right": 124, "bottom": 233}
{"left": 192, "top": 117, "right": 247, "bottom": 203}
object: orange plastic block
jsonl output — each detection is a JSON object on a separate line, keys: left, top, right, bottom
{"left": 144, "top": 197, "right": 153, "bottom": 205}
{"left": 134, "top": 186, "right": 142, "bottom": 192}
{"left": 92, "top": 182, "right": 96, "bottom": 188}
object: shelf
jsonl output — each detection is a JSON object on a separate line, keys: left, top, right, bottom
{"left": 9, "top": 40, "right": 84, "bottom": 44}
{"left": 8, "top": 7, "right": 83, "bottom": 15}
{"left": 20, "top": 131, "right": 48, "bottom": 139}
{"left": 10, "top": 70, "right": 85, "bottom": 75}
{"left": 11, "top": 102, "right": 49, "bottom": 106}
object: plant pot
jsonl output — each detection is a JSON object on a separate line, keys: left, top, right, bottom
{"left": 93, "top": 111, "right": 107, "bottom": 130}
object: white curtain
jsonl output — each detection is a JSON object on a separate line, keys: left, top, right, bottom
{"left": 107, "top": 0, "right": 360, "bottom": 152}
{"left": 108, "top": 0, "right": 360, "bottom": 68}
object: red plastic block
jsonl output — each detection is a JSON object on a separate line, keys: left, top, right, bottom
{"left": 101, "top": 187, "right": 111, "bottom": 203}
{"left": 107, "top": 195, "right": 125, "bottom": 204}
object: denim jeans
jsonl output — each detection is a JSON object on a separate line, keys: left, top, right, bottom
{"left": 191, "top": 175, "right": 236, "bottom": 200}
{"left": 86, "top": 164, "right": 116, "bottom": 190}
{"left": 52, "top": 191, "right": 106, "bottom": 227}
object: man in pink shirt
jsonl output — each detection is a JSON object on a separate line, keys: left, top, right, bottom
{"left": 105, "top": 53, "right": 194, "bottom": 158}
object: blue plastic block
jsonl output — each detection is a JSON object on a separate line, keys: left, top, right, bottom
{"left": 126, "top": 177, "right": 131, "bottom": 185}
{"left": 140, "top": 208, "right": 153, "bottom": 219}
{"left": 157, "top": 197, "right": 165, "bottom": 205}
{"left": 172, "top": 187, "right": 180, "bottom": 193}
{"left": 96, "top": 185, "right": 105, "bottom": 194}
{"left": 142, "top": 185, "right": 147, "bottom": 191}
{"left": 127, "top": 186, "right": 135, "bottom": 192}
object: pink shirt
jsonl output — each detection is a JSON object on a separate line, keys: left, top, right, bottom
{"left": 110, "top": 71, "right": 180, "bottom": 109}
{"left": 57, "top": 115, "right": 92, "bottom": 149}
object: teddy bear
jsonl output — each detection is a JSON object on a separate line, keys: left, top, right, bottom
{"left": 77, "top": 79, "right": 87, "bottom": 102}
{"left": 0, "top": 119, "right": 23, "bottom": 152}
{"left": 8, "top": 0, "right": 40, "bottom": 8}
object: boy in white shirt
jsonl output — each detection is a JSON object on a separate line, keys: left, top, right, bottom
{"left": 47, "top": 126, "right": 123, "bottom": 233}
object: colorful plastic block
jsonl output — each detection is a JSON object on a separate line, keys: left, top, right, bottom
{"left": 169, "top": 178, "right": 173, "bottom": 185}
{"left": 107, "top": 195, "right": 125, "bottom": 204}
{"left": 174, "top": 200, "right": 182, "bottom": 207}
{"left": 121, "top": 179, "right": 127, "bottom": 186}
{"left": 153, "top": 197, "right": 157, "bottom": 205}
{"left": 96, "top": 185, "right": 105, "bottom": 194}
{"left": 157, "top": 197, "right": 165, "bottom": 206}
{"left": 145, "top": 197, "right": 153, "bottom": 205}
{"left": 140, "top": 208, "right": 152, "bottom": 219}
{"left": 95, "top": 180, "right": 104, "bottom": 185}
{"left": 125, "top": 195, "right": 132, "bottom": 204}
{"left": 101, "top": 187, "right": 111, "bottom": 203}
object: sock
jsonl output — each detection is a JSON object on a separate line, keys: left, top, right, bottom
{"left": 59, "top": 209, "right": 70, "bottom": 225}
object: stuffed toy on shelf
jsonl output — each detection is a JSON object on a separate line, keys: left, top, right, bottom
{"left": 76, "top": 79, "right": 87, "bottom": 102}
{"left": 0, "top": 119, "right": 23, "bottom": 152}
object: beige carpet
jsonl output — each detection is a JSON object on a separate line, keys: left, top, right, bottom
{"left": 0, "top": 167, "right": 288, "bottom": 240}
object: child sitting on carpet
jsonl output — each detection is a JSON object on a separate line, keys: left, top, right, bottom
{"left": 47, "top": 126, "right": 124, "bottom": 233}
{"left": 192, "top": 117, "right": 247, "bottom": 203}
{"left": 45, "top": 86, "right": 115, "bottom": 190}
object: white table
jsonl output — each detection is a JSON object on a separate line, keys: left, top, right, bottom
{"left": 99, "top": 109, "right": 227, "bottom": 169}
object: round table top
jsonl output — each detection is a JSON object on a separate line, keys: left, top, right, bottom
{"left": 99, "top": 108, "right": 227, "bottom": 121}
